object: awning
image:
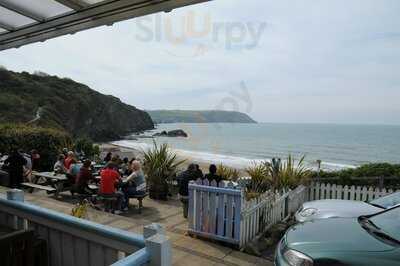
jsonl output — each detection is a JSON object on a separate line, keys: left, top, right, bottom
{"left": 0, "top": 0, "right": 209, "bottom": 51}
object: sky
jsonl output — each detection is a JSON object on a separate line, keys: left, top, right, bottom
{"left": 1, "top": 0, "right": 400, "bottom": 125}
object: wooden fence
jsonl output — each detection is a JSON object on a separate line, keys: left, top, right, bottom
{"left": 188, "top": 179, "right": 308, "bottom": 248}
{"left": 188, "top": 180, "right": 400, "bottom": 249}
{"left": 188, "top": 179, "right": 242, "bottom": 245}
{"left": 310, "top": 182, "right": 399, "bottom": 202}
{"left": 240, "top": 185, "right": 308, "bottom": 247}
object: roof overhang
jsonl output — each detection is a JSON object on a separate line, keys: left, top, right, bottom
{"left": 0, "top": 0, "right": 210, "bottom": 51}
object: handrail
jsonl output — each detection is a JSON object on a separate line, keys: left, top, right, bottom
{"left": 111, "top": 248, "right": 150, "bottom": 266}
{"left": 0, "top": 197, "right": 145, "bottom": 249}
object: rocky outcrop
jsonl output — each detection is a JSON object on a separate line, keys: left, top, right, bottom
{"left": 153, "top": 129, "right": 188, "bottom": 137}
{"left": 0, "top": 69, "right": 154, "bottom": 141}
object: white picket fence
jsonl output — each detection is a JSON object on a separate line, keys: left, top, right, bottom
{"left": 188, "top": 179, "right": 308, "bottom": 248}
{"left": 188, "top": 180, "right": 400, "bottom": 249}
{"left": 310, "top": 182, "right": 399, "bottom": 202}
{"left": 240, "top": 185, "right": 308, "bottom": 247}
{"left": 188, "top": 179, "right": 242, "bottom": 245}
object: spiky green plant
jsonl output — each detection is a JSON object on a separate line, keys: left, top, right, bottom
{"left": 217, "top": 164, "right": 240, "bottom": 181}
{"left": 276, "top": 155, "right": 311, "bottom": 189}
{"left": 142, "top": 141, "right": 185, "bottom": 199}
{"left": 245, "top": 161, "right": 272, "bottom": 199}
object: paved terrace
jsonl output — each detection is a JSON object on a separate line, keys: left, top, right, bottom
{"left": 0, "top": 186, "right": 272, "bottom": 266}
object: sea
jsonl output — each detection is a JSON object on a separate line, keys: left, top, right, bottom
{"left": 112, "top": 123, "right": 400, "bottom": 171}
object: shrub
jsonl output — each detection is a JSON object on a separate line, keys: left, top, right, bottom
{"left": 0, "top": 123, "right": 72, "bottom": 170}
{"left": 217, "top": 164, "right": 240, "bottom": 181}
{"left": 314, "top": 163, "right": 400, "bottom": 188}
{"left": 74, "top": 137, "right": 100, "bottom": 158}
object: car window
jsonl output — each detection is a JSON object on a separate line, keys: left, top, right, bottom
{"left": 370, "top": 207, "right": 400, "bottom": 241}
{"left": 370, "top": 192, "right": 400, "bottom": 209}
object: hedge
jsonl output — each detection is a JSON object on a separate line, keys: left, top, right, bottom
{"left": 0, "top": 124, "right": 73, "bottom": 170}
{"left": 312, "top": 163, "right": 400, "bottom": 188}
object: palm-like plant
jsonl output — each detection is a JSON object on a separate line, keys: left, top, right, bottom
{"left": 276, "top": 155, "right": 311, "bottom": 189}
{"left": 217, "top": 164, "right": 240, "bottom": 181}
{"left": 243, "top": 155, "right": 312, "bottom": 199}
{"left": 245, "top": 161, "right": 272, "bottom": 199}
{"left": 143, "top": 141, "right": 185, "bottom": 200}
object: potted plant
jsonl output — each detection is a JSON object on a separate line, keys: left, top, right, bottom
{"left": 143, "top": 142, "right": 185, "bottom": 200}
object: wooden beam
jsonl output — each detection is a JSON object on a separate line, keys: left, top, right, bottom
{"left": 53, "top": 0, "right": 89, "bottom": 10}
{"left": 0, "top": 2, "right": 44, "bottom": 22}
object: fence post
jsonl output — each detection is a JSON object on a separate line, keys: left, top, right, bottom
{"left": 144, "top": 223, "right": 171, "bottom": 266}
{"left": 284, "top": 195, "right": 289, "bottom": 219}
{"left": 7, "top": 189, "right": 25, "bottom": 230}
{"left": 7, "top": 189, "right": 24, "bottom": 202}
{"left": 379, "top": 177, "right": 384, "bottom": 190}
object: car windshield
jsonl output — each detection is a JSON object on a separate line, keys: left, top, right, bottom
{"left": 368, "top": 206, "right": 400, "bottom": 242}
{"left": 370, "top": 192, "right": 400, "bottom": 209}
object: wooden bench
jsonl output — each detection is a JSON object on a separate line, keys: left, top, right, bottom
{"left": 97, "top": 194, "right": 118, "bottom": 213}
{"left": 21, "top": 183, "right": 56, "bottom": 193}
{"left": 129, "top": 193, "right": 148, "bottom": 214}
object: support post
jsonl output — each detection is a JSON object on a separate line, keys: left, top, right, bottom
{"left": 143, "top": 223, "right": 171, "bottom": 266}
{"left": 7, "top": 189, "right": 25, "bottom": 229}
{"left": 7, "top": 189, "right": 24, "bottom": 202}
{"left": 379, "top": 176, "right": 384, "bottom": 190}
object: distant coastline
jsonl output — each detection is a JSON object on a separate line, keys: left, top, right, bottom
{"left": 147, "top": 110, "right": 257, "bottom": 124}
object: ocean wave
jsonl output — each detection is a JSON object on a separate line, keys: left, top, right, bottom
{"left": 320, "top": 162, "right": 357, "bottom": 170}
{"left": 111, "top": 140, "right": 356, "bottom": 171}
{"left": 111, "top": 140, "right": 264, "bottom": 168}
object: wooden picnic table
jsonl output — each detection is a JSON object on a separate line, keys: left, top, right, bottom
{"left": 33, "top": 172, "right": 68, "bottom": 181}
{"left": 27, "top": 171, "right": 71, "bottom": 197}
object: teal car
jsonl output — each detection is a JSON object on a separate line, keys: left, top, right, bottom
{"left": 275, "top": 206, "right": 400, "bottom": 266}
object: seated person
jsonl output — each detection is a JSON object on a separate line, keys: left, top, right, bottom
{"left": 204, "top": 164, "right": 222, "bottom": 185}
{"left": 127, "top": 158, "right": 136, "bottom": 173}
{"left": 64, "top": 151, "right": 75, "bottom": 170}
{"left": 74, "top": 160, "right": 94, "bottom": 195}
{"left": 67, "top": 159, "right": 81, "bottom": 184}
{"left": 111, "top": 155, "right": 122, "bottom": 167}
{"left": 122, "top": 160, "right": 146, "bottom": 210}
{"left": 120, "top": 157, "right": 130, "bottom": 176}
{"left": 54, "top": 154, "right": 67, "bottom": 174}
{"left": 103, "top": 152, "right": 112, "bottom": 163}
{"left": 100, "top": 162, "right": 124, "bottom": 214}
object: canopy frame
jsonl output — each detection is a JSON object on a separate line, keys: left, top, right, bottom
{"left": 0, "top": 0, "right": 209, "bottom": 51}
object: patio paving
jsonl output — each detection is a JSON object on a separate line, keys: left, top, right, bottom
{"left": 0, "top": 186, "right": 273, "bottom": 266}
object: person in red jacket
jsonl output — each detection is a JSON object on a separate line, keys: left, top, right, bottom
{"left": 100, "top": 162, "right": 124, "bottom": 214}
{"left": 64, "top": 151, "right": 75, "bottom": 170}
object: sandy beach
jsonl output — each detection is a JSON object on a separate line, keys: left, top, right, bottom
{"left": 99, "top": 142, "right": 248, "bottom": 177}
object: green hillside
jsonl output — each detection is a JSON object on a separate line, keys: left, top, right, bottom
{"left": 147, "top": 110, "right": 257, "bottom": 124}
{"left": 0, "top": 69, "right": 154, "bottom": 141}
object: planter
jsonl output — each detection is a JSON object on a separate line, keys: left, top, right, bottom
{"left": 149, "top": 182, "right": 169, "bottom": 200}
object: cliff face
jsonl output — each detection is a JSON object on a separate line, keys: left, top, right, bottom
{"left": 0, "top": 69, "right": 154, "bottom": 141}
{"left": 147, "top": 110, "right": 257, "bottom": 124}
